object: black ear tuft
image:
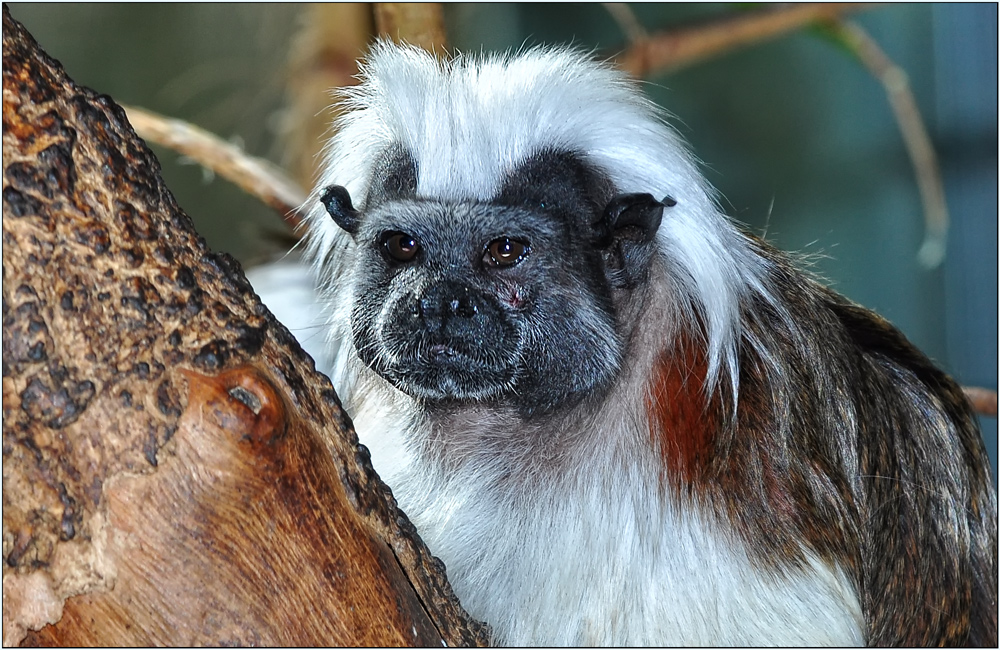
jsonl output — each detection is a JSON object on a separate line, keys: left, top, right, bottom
{"left": 594, "top": 193, "right": 665, "bottom": 247}
{"left": 594, "top": 193, "right": 672, "bottom": 289}
{"left": 320, "top": 185, "right": 360, "bottom": 235}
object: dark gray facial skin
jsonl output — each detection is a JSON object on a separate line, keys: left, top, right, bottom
{"left": 322, "top": 147, "right": 669, "bottom": 418}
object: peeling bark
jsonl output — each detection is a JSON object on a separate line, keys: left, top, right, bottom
{"left": 1, "top": 7, "right": 487, "bottom": 646}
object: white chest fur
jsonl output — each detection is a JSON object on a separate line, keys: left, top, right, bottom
{"left": 352, "top": 400, "right": 865, "bottom": 647}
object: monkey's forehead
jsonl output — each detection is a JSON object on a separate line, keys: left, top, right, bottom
{"left": 359, "top": 199, "right": 562, "bottom": 243}
{"left": 320, "top": 42, "right": 714, "bottom": 209}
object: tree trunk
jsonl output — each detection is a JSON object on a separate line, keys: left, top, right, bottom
{"left": 1, "top": 7, "right": 487, "bottom": 646}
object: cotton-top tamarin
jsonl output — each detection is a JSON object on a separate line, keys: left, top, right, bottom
{"left": 247, "top": 43, "right": 997, "bottom": 646}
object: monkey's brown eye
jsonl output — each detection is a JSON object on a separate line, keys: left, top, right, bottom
{"left": 485, "top": 237, "right": 529, "bottom": 267}
{"left": 383, "top": 232, "right": 420, "bottom": 262}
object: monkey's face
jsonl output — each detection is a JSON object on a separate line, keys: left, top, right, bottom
{"left": 322, "top": 150, "right": 668, "bottom": 416}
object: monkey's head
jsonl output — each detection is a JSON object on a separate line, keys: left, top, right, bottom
{"left": 309, "top": 43, "right": 757, "bottom": 418}
{"left": 321, "top": 145, "right": 670, "bottom": 416}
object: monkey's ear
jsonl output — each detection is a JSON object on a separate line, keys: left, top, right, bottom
{"left": 319, "top": 185, "right": 360, "bottom": 235}
{"left": 594, "top": 193, "right": 674, "bottom": 287}
{"left": 594, "top": 193, "right": 671, "bottom": 246}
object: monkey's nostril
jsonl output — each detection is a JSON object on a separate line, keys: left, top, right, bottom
{"left": 454, "top": 297, "right": 477, "bottom": 318}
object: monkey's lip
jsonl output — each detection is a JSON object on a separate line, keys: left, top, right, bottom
{"left": 426, "top": 343, "right": 460, "bottom": 358}
{"left": 380, "top": 342, "right": 515, "bottom": 400}
{"left": 414, "top": 339, "right": 485, "bottom": 364}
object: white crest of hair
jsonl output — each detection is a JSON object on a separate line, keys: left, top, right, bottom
{"left": 305, "top": 41, "right": 785, "bottom": 404}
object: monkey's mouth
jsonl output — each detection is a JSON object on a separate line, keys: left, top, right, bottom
{"left": 376, "top": 337, "right": 519, "bottom": 402}
{"left": 426, "top": 343, "right": 459, "bottom": 358}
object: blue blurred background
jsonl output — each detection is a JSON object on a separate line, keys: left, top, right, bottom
{"left": 9, "top": 3, "right": 996, "bottom": 479}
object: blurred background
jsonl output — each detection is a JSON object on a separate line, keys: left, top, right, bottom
{"left": 8, "top": 3, "right": 996, "bottom": 479}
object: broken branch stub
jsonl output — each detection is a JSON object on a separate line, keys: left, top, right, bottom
{"left": 1, "top": 7, "right": 487, "bottom": 647}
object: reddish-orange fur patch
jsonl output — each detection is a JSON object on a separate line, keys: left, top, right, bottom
{"left": 645, "top": 340, "right": 718, "bottom": 489}
{"left": 646, "top": 340, "right": 806, "bottom": 564}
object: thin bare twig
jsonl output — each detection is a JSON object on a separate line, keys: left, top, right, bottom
{"left": 603, "top": 3, "right": 648, "bottom": 45}
{"left": 122, "top": 3, "right": 450, "bottom": 237}
{"left": 613, "top": 3, "right": 870, "bottom": 78}
{"left": 826, "top": 19, "right": 949, "bottom": 269}
{"left": 123, "top": 105, "right": 307, "bottom": 230}
{"left": 964, "top": 387, "right": 998, "bottom": 418}
{"left": 609, "top": 6, "right": 949, "bottom": 269}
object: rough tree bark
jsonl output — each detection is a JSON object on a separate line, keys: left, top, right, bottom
{"left": 1, "top": 7, "right": 488, "bottom": 647}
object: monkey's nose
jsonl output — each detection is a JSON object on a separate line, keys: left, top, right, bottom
{"left": 416, "top": 282, "right": 491, "bottom": 337}
{"left": 419, "top": 285, "right": 476, "bottom": 317}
